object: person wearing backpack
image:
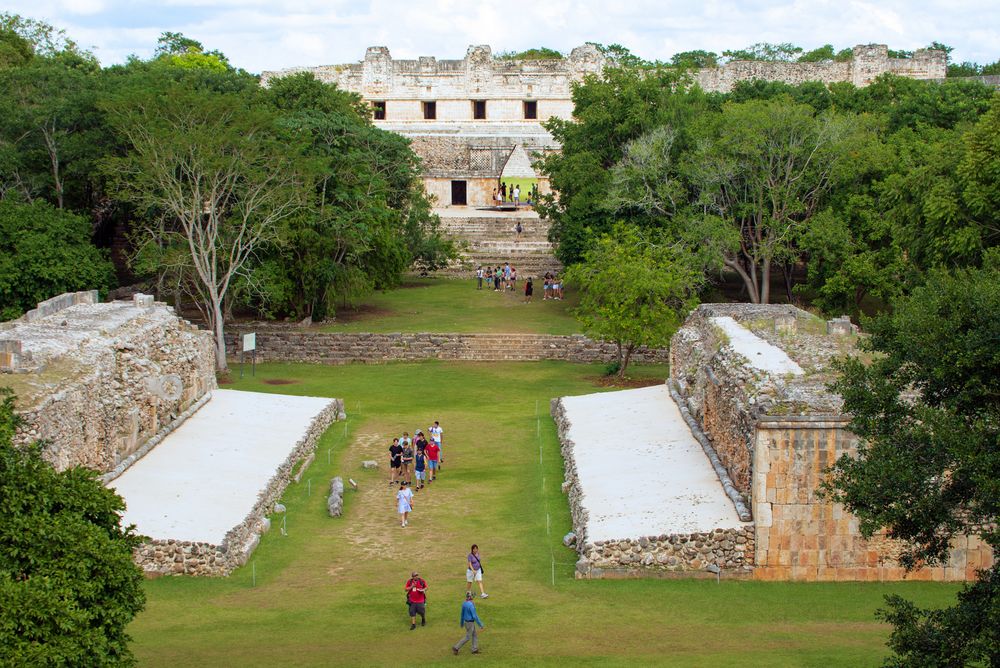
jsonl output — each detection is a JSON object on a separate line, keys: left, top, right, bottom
{"left": 405, "top": 571, "right": 427, "bottom": 630}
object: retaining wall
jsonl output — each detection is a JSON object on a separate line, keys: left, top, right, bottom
{"left": 225, "top": 330, "right": 670, "bottom": 365}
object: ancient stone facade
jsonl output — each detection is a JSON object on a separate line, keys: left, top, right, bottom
{"left": 224, "top": 329, "right": 670, "bottom": 365}
{"left": 133, "top": 399, "right": 344, "bottom": 576}
{"left": 670, "top": 304, "right": 993, "bottom": 581}
{"left": 2, "top": 292, "right": 217, "bottom": 473}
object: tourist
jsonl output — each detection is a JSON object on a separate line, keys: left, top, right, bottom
{"left": 500, "top": 182, "right": 507, "bottom": 201}
{"left": 510, "top": 266, "right": 517, "bottom": 291}
{"left": 515, "top": 220, "right": 522, "bottom": 242}
{"left": 495, "top": 188, "right": 503, "bottom": 206}
{"left": 490, "top": 189, "right": 498, "bottom": 208}
{"left": 524, "top": 276, "right": 533, "bottom": 303}
{"left": 503, "top": 263, "right": 511, "bottom": 291}
{"left": 513, "top": 185, "right": 520, "bottom": 207}
{"left": 552, "top": 274, "right": 562, "bottom": 300}
{"left": 415, "top": 430, "right": 428, "bottom": 455}
{"left": 414, "top": 447, "right": 427, "bottom": 490}
{"left": 484, "top": 267, "right": 493, "bottom": 288}
{"left": 429, "top": 420, "right": 443, "bottom": 465}
{"left": 405, "top": 571, "right": 427, "bottom": 629}
{"left": 494, "top": 267, "right": 502, "bottom": 292}
{"left": 388, "top": 437, "right": 403, "bottom": 485}
{"left": 543, "top": 272, "right": 552, "bottom": 300}
{"left": 401, "top": 437, "right": 414, "bottom": 485}
{"left": 452, "top": 592, "right": 485, "bottom": 655}
{"left": 476, "top": 266, "right": 483, "bottom": 290}
{"left": 396, "top": 481, "right": 414, "bottom": 527}
{"left": 425, "top": 438, "right": 440, "bottom": 483}
{"left": 466, "top": 544, "right": 488, "bottom": 598}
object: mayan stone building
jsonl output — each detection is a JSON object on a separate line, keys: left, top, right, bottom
{"left": 1, "top": 291, "right": 216, "bottom": 476}
{"left": 669, "top": 304, "right": 992, "bottom": 581}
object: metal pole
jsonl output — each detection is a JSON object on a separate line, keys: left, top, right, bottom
{"left": 308, "top": 478, "right": 311, "bottom": 496}
{"left": 252, "top": 561, "right": 256, "bottom": 587}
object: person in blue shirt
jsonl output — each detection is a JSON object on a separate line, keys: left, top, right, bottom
{"left": 452, "top": 591, "right": 485, "bottom": 655}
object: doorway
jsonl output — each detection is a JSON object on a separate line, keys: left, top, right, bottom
{"left": 450, "top": 180, "right": 467, "bottom": 206}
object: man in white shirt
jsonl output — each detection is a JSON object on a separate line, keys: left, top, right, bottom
{"left": 513, "top": 186, "right": 520, "bottom": 207}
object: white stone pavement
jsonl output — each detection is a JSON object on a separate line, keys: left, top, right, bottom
{"left": 108, "top": 389, "right": 334, "bottom": 545}
{"left": 711, "top": 316, "right": 804, "bottom": 376}
{"left": 560, "top": 385, "right": 744, "bottom": 542}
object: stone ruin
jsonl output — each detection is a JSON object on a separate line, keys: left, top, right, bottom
{"left": 1, "top": 290, "right": 216, "bottom": 475}
{"left": 667, "top": 303, "right": 992, "bottom": 581}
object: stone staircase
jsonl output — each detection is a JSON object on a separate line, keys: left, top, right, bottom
{"left": 436, "top": 212, "right": 563, "bottom": 278}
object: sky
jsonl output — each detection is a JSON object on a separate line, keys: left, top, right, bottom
{"left": 4, "top": 0, "right": 999, "bottom": 73}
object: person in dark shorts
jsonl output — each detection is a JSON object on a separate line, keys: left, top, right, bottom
{"left": 388, "top": 437, "right": 403, "bottom": 485}
{"left": 414, "top": 448, "right": 427, "bottom": 490}
{"left": 524, "top": 277, "right": 533, "bottom": 303}
{"left": 405, "top": 571, "right": 427, "bottom": 629}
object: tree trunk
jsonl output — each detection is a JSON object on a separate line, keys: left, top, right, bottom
{"left": 761, "top": 261, "right": 771, "bottom": 304}
{"left": 211, "top": 297, "right": 228, "bottom": 372}
{"left": 615, "top": 341, "right": 624, "bottom": 370}
{"left": 783, "top": 263, "right": 794, "bottom": 303}
{"left": 619, "top": 344, "right": 636, "bottom": 378}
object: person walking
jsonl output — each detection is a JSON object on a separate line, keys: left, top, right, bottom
{"left": 401, "top": 438, "right": 414, "bottom": 486}
{"left": 514, "top": 220, "right": 522, "bottom": 243}
{"left": 414, "top": 447, "right": 427, "bottom": 490}
{"left": 513, "top": 185, "right": 520, "bottom": 207}
{"left": 476, "top": 266, "right": 483, "bottom": 290}
{"left": 524, "top": 276, "right": 533, "bottom": 303}
{"left": 396, "top": 481, "right": 414, "bottom": 527}
{"left": 405, "top": 571, "right": 427, "bottom": 629}
{"left": 388, "top": 437, "right": 403, "bottom": 485}
{"left": 466, "top": 544, "right": 488, "bottom": 598}
{"left": 425, "top": 439, "right": 440, "bottom": 483}
{"left": 452, "top": 592, "right": 485, "bottom": 655}
{"left": 429, "top": 420, "right": 443, "bottom": 467}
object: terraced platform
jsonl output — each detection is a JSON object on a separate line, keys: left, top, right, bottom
{"left": 435, "top": 208, "right": 563, "bottom": 278}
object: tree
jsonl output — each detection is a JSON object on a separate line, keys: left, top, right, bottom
{"left": 0, "top": 199, "right": 115, "bottom": 319}
{"left": 670, "top": 50, "right": 718, "bottom": 68}
{"left": 722, "top": 42, "right": 802, "bottom": 62}
{"left": 565, "top": 224, "right": 703, "bottom": 377}
{"left": 685, "top": 99, "right": 869, "bottom": 303}
{"left": 797, "top": 44, "right": 836, "bottom": 63}
{"left": 104, "top": 84, "right": 305, "bottom": 371}
{"left": 0, "top": 388, "right": 146, "bottom": 666}
{"left": 496, "top": 47, "right": 562, "bottom": 60}
{"left": 825, "top": 263, "right": 1000, "bottom": 665}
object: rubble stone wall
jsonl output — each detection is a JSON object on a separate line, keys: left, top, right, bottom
{"left": 551, "top": 397, "right": 754, "bottom": 579}
{"left": 134, "top": 399, "right": 345, "bottom": 576}
{"left": 5, "top": 295, "right": 217, "bottom": 473}
{"left": 224, "top": 330, "right": 670, "bottom": 365}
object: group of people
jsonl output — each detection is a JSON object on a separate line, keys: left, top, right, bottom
{"left": 491, "top": 181, "right": 538, "bottom": 207}
{"left": 390, "top": 421, "right": 443, "bottom": 528}
{"left": 403, "top": 544, "right": 489, "bottom": 655}
{"left": 474, "top": 264, "right": 562, "bottom": 304}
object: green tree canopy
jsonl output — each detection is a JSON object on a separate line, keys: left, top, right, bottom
{"left": 0, "top": 389, "right": 146, "bottom": 666}
{"left": 825, "top": 263, "right": 1000, "bottom": 665}
{"left": 0, "top": 199, "right": 115, "bottom": 319}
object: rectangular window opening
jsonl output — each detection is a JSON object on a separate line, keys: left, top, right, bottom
{"left": 423, "top": 101, "right": 437, "bottom": 120}
{"left": 473, "top": 99, "right": 487, "bottom": 120}
{"left": 372, "top": 101, "right": 386, "bottom": 120}
{"left": 523, "top": 100, "right": 538, "bottom": 120}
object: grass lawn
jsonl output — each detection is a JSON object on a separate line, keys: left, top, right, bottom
{"left": 318, "top": 277, "right": 581, "bottom": 335}
{"left": 129, "top": 361, "right": 960, "bottom": 666}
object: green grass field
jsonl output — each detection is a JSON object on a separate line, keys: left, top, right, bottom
{"left": 318, "top": 278, "right": 581, "bottom": 335}
{"left": 128, "top": 361, "right": 960, "bottom": 666}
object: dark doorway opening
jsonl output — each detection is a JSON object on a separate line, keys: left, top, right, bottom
{"left": 473, "top": 99, "right": 487, "bottom": 119}
{"left": 523, "top": 100, "right": 538, "bottom": 119}
{"left": 451, "top": 180, "right": 467, "bottom": 206}
{"left": 423, "top": 101, "right": 437, "bottom": 120}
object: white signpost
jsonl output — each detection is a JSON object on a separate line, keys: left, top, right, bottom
{"left": 240, "top": 332, "right": 257, "bottom": 378}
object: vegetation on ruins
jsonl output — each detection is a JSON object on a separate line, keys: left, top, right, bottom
{"left": 826, "top": 262, "right": 1000, "bottom": 666}
{"left": 496, "top": 47, "right": 563, "bottom": 60}
{"left": 0, "top": 388, "right": 146, "bottom": 666}
{"left": 565, "top": 224, "right": 703, "bottom": 377}
{"left": 0, "top": 199, "right": 115, "bottom": 319}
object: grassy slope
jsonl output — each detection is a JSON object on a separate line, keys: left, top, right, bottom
{"left": 318, "top": 278, "right": 581, "bottom": 335}
{"left": 129, "top": 361, "right": 960, "bottom": 667}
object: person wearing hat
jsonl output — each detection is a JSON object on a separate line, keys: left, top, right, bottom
{"left": 452, "top": 591, "right": 485, "bottom": 655}
{"left": 404, "top": 571, "right": 427, "bottom": 630}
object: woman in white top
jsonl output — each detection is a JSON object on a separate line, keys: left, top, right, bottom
{"left": 396, "top": 481, "right": 414, "bottom": 527}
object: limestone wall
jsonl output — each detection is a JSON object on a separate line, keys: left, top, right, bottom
{"left": 752, "top": 418, "right": 993, "bottom": 581}
{"left": 3, "top": 294, "right": 217, "bottom": 473}
{"left": 224, "top": 330, "right": 670, "bottom": 365}
{"left": 134, "top": 399, "right": 345, "bottom": 576}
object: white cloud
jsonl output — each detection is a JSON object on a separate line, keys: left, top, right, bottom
{"left": 1, "top": 0, "right": 997, "bottom": 70}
